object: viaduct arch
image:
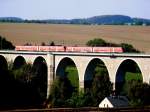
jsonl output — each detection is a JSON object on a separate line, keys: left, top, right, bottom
{"left": 55, "top": 57, "right": 79, "bottom": 90}
{"left": 13, "top": 56, "right": 26, "bottom": 69}
{"left": 84, "top": 58, "right": 109, "bottom": 89}
{"left": 0, "top": 51, "right": 150, "bottom": 98}
{"left": 115, "top": 59, "right": 143, "bottom": 94}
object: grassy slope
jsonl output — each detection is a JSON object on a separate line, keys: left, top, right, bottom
{"left": 65, "top": 66, "right": 142, "bottom": 88}
{"left": 65, "top": 66, "right": 79, "bottom": 88}
{"left": 125, "top": 72, "right": 142, "bottom": 81}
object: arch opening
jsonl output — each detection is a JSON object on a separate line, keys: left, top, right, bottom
{"left": 13, "top": 56, "right": 26, "bottom": 70}
{"left": 0, "top": 55, "right": 8, "bottom": 81}
{"left": 32, "top": 56, "right": 48, "bottom": 101}
{"left": 84, "top": 58, "right": 110, "bottom": 91}
{"left": 115, "top": 59, "right": 143, "bottom": 95}
{"left": 56, "top": 57, "right": 79, "bottom": 91}
{"left": 0, "top": 55, "right": 13, "bottom": 107}
{"left": 0, "top": 55, "right": 8, "bottom": 71}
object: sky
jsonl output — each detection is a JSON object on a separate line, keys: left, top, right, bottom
{"left": 0, "top": 0, "right": 150, "bottom": 19}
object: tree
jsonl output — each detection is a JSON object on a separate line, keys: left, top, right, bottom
{"left": 24, "top": 43, "right": 32, "bottom": 46}
{"left": 86, "top": 38, "right": 141, "bottom": 53}
{"left": 31, "top": 61, "right": 48, "bottom": 101}
{"left": 41, "top": 42, "right": 46, "bottom": 46}
{"left": 49, "top": 41, "right": 55, "bottom": 46}
{"left": 9, "top": 61, "right": 48, "bottom": 107}
{"left": 0, "top": 36, "right": 15, "bottom": 50}
{"left": 120, "top": 43, "right": 140, "bottom": 53}
{"left": 86, "top": 38, "right": 107, "bottom": 47}
{"left": 90, "top": 70, "right": 113, "bottom": 106}
{"left": 84, "top": 65, "right": 113, "bottom": 107}
{"left": 127, "top": 81, "right": 150, "bottom": 106}
{"left": 0, "top": 61, "right": 42, "bottom": 108}
{"left": 12, "top": 63, "right": 32, "bottom": 83}
{"left": 48, "top": 76, "right": 74, "bottom": 107}
{"left": 65, "top": 92, "right": 86, "bottom": 107}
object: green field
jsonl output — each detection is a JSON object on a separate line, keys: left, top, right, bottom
{"left": 65, "top": 66, "right": 143, "bottom": 89}
{"left": 65, "top": 66, "right": 79, "bottom": 89}
{"left": 125, "top": 72, "right": 142, "bottom": 81}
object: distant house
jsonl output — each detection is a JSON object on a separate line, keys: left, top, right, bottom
{"left": 99, "top": 96, "right": 129, "bottom": 108}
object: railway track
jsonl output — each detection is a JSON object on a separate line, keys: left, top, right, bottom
{"left": 2, "top": 107, "right": 150, "bottom": 112}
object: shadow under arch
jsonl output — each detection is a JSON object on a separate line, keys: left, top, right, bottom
{"left": 115, "top": 59, "right": 143, "bottom": 95}
{"left": 84, "top": 58, "right": 109, "bottom": 90}
{"left": 32, "top": 56, "right": 48, "bottom": 101}
{"left": 56, "top": 57, "right": 79, "bottom": 89}
{"left": 0, "top": 55, "right": 8, "bottom": 81}
{"left": 0, "top": 55, "right": 8, "bottom": 71}
{"left": 0, "top": 55, "right": 14, "bottom": 108}
{"left": 13, "top": 56, "right": 26, "bottom": 69}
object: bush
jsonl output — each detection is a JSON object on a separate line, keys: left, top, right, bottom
{"left": 0, "top": 35, "right": 15, "bottom": 50}
{"left": 65, "top": 92, "right": 85, "bottom": 107}
{"left": 120, "top": 43, "right": 140, "bottom": 53}
{"left": 127, "top": 81, "right": 150, "bottom": 107}
{"left": 86, "top": 38, "right": 107, "bottom": 47}
{"left": 86, "top": 38, "right": 141, "bottom": 53}
{"left": 48, "top": 76, "right": 75, "bottom": 107}
{"left": 91, "top": 73, "right": 113, "bottom": 106}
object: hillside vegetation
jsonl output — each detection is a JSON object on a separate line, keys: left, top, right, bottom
{"left": 1, "top": 15, "right": 150, "bottom": 25}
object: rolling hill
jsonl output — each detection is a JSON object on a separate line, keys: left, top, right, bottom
{"left": 0, "top": 15, "right": 150, "bottom": 25}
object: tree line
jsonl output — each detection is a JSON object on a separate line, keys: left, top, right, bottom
{"left": 1, "top": 16, "right": 150, "bottom": 26}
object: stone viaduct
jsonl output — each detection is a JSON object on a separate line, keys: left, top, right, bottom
{"left": 0, "top": 50, "right": 150, "bottom": 98}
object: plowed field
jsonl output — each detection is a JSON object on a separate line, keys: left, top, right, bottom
{"left": 0, "top": 23, "right": 150, "bottom": 52}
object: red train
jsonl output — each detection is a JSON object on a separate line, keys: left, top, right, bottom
{"left": 15, "top": 46, "right": 123, "bottom": 53}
